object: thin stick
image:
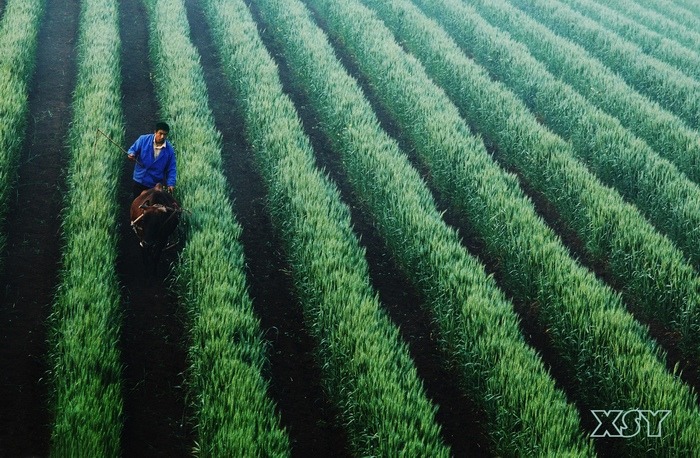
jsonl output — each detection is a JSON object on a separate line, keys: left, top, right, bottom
{"left": 97, "top": 128, "right": 143, "bottom": 166}
{"left": 97, "top": 128, "right": 128, "bottom": 153}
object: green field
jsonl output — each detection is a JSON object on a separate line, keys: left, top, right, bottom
{"left": 0, "top": 0, "right": 698, "bottom": 456}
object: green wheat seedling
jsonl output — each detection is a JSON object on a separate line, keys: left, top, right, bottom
{"left": 307, "top": 0, "right": 700, "bottom": 454}
{"left": 249, "top": 0, "right": 595, "bottom": 454}
{"left": 49, "top": 0, "right": 123, "bottom": 455}
{"left": 143, "top": 0, "right": 290, "bottom": 454}
{"left": 0, "top": 0, "right": 43, "bottom": 269}
{"left": 406, "top": 0, "right": 700, "bottom": 358}
{"left": 441, "top": 0, "right": 700, "bottom": 276}
{"left": 556, "top": 0, "right": 700, "bottom": 82}
{"left": 616, "top": 0, "right": 700, "bottom": 40}
{"left": 203, "top": 0, "right": 449, "bottom": 455}
{"left": 464, "top": 0, "right": 700, "bottom": 189}
{"left": 417, "top": 0, "right": 700, "bottom": 270}
{"left": 505, "top": 0, "right": 700, "bottom": 130}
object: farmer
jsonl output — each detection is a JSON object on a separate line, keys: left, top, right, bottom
{"left": 127, "top": 121, "right": 177, "bottom": 199}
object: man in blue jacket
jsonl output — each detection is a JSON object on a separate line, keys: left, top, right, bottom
{"left": 127, "top": 121, "right": 177, "bottom": 198}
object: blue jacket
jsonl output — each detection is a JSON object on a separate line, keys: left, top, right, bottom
{"left": 128, "top": 134, "right": 177, "bottom": 187}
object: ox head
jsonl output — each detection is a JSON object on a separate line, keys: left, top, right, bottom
{"left": 130, "top": 188, "right": 181, "bottom": 274}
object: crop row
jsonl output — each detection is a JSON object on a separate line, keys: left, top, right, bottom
{"left": 142, "top": 0, "right": 290, "bottom": 455}
{"left": 369, "top": 0, "right": 700, "bottom": 360}
{"left": 250, "top": 0, "right": 597, "bottom": 454}
{"left": 306, "top": 0, "right": 700, "bottom": 453}
{"left": 637, "top": 0, "right": 700, "bottom": 37}
{"left": 48, "top": 0, "right": 124, "bottom": 454}
{"left": 412, "top": 0, "right": 700, "bottom": 357}
{"left": 444, "top": 0, "right": 700, "bottom": 354}
{"left": 0, "top": 0, "right": 43, "bottom": 269}
{"left": 465, "top": 0, "right": 700, "bottom": 190}
{"left": 507, "top": 0, "right": 700, "bottom": 130}
{"left": 556, "top": 0, "right": 700, "bottom": 82}
{"left": 423, "top": 0, "right": 700, "bottom": 275}
{"left": 203, "top": 0, "right": 450, "bottom": 454}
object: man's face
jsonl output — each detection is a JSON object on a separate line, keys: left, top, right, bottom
{"left": 154, "top": 129, "right": 168, "bottom": 145}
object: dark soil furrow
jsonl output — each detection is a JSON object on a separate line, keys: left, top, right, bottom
{"left": 118, "top": 0, "right": 192, "bottom": 455}
{"left": 247, "top": 1, "right": 491, "bottom": 454}
{"left": 0, "top": 0, "right": 79, "bottom": 454}
{"left": 183, "top": 1, "right": 351, "bottom": 455}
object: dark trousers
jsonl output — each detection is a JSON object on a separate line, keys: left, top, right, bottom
{"left": 132, "top": 181, "right": 150, "bottom": 200}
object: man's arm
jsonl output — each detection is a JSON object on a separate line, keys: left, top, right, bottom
{"left": 127, "top": 135, "right": 144, "bottom": 162}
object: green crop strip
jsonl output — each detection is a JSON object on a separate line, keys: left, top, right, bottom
{"left": 462, "top": 0, "right": 700, "bottom": 191}
{"left": 0, "top": 0, "right": 43, "bottom": 269}
{"left": 307, "top": 0, "right": 700, "bottom": 453}
{"left": 142, "top": 0, "right": 290, "bottom": 454}
{"left": 49, "top": 0, "right": 123, "bottom": 454}
{"left": 629, "top": 0, "right": 700, "bottom": 37}
{"left": 556, "top": 0, "right": 700, "bottom": 82}
{"left": 249, "top": 0, "right": 594, "bottom": 454}
{"left": 505, "top": 0, "right": 700, "bottom": 131}
{"left": 202, "top": 0, "right": 448, "bottom": 455}
{"left": 413, "top": 2, "right": 700, "bottom": 350}
{"left": 420, "top": 0, "right": 700, "bottom": 272}
{"left": 414, "top": 0, "right": 700, "bottom": 359}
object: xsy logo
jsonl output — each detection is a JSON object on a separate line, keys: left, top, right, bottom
{"left": 591, "top": 410, "right": 671, "bottom": 438}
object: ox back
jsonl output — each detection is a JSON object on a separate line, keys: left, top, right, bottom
{"left": 130, "top": 188, "right": 181, "bottom": 275}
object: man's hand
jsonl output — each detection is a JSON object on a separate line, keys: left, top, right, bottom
{"left": 127, "top": 154, "right": 136, "bottom": 162}
{"left": 167, "top": 186, "right": 175, "bottom": 194}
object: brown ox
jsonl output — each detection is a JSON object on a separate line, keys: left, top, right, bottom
{"left": 130, "top": 187, "right": 181, "bottom": 274}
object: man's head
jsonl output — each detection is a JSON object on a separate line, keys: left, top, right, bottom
{"left": 154, "top": 121, "right": 170, "bottom": 146}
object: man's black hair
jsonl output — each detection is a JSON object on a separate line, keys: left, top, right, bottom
{"left": 155, "top": 121, "right": 170, "bottom": 133}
